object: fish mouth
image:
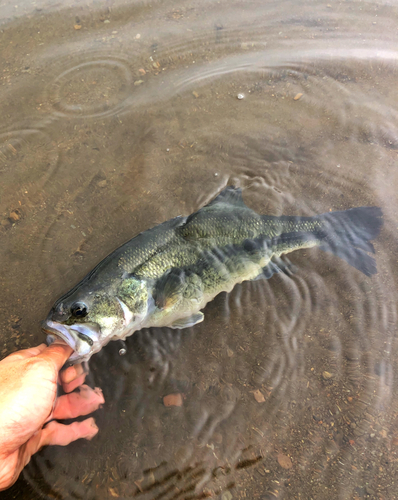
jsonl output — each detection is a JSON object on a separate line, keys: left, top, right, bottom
{"left": 42, "top": 320, "right": 101, "bottom": 363}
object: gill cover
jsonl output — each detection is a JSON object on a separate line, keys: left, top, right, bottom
{"left": 43, "top": 278, "right": 150, "bottom": 363}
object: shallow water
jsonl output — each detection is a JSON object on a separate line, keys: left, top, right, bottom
{"left": 1, "top": 0, "right": 398, "bottom": 498}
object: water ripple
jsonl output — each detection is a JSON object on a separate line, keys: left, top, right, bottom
{"left": 1, "top": 0, "right": 398, "bottom": 498}
{"left": 47, "top": 59, "right": 133, "bottom": 119}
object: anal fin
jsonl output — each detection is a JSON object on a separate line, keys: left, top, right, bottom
{"left": 271, "top": 256, "right": 297, "bottom": 276}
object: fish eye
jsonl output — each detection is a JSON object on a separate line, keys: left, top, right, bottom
{"left": 71, "top": 302, "right": 88, "bottom": 318}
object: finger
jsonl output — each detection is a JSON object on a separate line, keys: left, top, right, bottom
{"left": 21, "top": 418, "right": 99, "bottom": 464}
{"left": 37, "top": 344, "right": 74, "bottom": 372}
{"left": 48, "top": 386, "right": 104, "bottom": 421}
{"left": 60, "top": 363, "right": 85, "bottom": 385}
{"left": 42, "top": 418, "right": 99, "bottom": 447}
{"left": 18, "top": 418, "right": 99, "bottom": 476}
{"left": 62, "top": 372, "right": 88, "bottom": 393}
{"left": 0, "top": 344, "right": 47, "bottom": 364}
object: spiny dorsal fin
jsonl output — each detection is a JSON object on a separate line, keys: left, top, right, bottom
{"left": 179, "top": 186, "right": 250, "bottom": 240}
{"left": 204, "top": 186, "right": 247, "bottom": 209}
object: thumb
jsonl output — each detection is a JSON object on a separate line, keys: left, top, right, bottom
{"left": 36, "top": 343, "right": 74, "bottom": 372}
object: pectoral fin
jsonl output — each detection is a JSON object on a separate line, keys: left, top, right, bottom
{"left": 153, "top": 268, "right": 185, "bottom": 310}
{"left": 170, "top": 312, "right": 204, "bottom": 329}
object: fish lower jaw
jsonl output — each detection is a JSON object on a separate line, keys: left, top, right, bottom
{"left": 43, "top": 320, "right": 100, "bottom": 363}
{"left": 43, "top": 323, "right": 77, "bottom": 351}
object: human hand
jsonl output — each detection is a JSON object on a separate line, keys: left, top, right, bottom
{"left": 0, "top": 343, "right": 104, "bottom": 491}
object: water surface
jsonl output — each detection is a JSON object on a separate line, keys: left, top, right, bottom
{"left": 1, "top": 0, "right": 398, "bottom": 499}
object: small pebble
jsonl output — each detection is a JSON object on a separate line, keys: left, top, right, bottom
{"left": 135, "top": 33, "right": 141, "bottom": 39}
{"left": 109, "top": 487, "right": 118, "bottom": 498}
{"left": 104, "top": 19, "right": 110, "bottom": 23}
{"left": 74, "top": 24, "right": 82, "bottom": 30}
{"left": 214, "top": 172, "right": 219, "bottom": 177}
{"left": 322, "top": 371, "right": 333, "bottom": 380}
{"left": 192, "top": 91, "right": 199, "bottom": 98}
{"left": 221, "top": 492, "right": 233, "bottom": 500}
{"left": 134, "top": 80, "right": 144, "bottom": 86}
{"left": 237, "top": 93, "right": 244, "bottom": 100}
{"left": 163, "top": 393, "right": 183, "bottom": 407}
{"left": 277, "top": 453, "right": 293, "bottom": 469}
{"left": 97, "top": 180, "right": 107, "bottom": 188}
{"left": 119, "top": 348, "right": 127, "bottom": 356}
{"left": 138, "top": 68, "right": 146, "bottom": 75}
{"left": 294, "top": 93, "right": 303, "bottom": 100}
{"left": 252, "top": 389, "right": 266, "bottom": 403}
{"left": 9, "top": 210, "right": 21, "bottom": 221}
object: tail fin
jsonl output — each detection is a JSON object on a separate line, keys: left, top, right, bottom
{"left": 317, "top": 207, "right": 383, "bottom": 276}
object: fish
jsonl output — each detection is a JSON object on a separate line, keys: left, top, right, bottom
{"left": 42, "top": 186, "right": 383, "bottom": 363}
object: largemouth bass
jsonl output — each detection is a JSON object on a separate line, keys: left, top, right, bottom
{"left": 42, "top": 186, "right": 383, "bottom": 363}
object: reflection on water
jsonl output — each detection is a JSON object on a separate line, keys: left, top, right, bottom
{"left": 1, "top": 0, "right": 398, "bottom": 498}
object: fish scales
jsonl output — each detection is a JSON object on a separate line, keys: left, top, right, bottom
{"left": 117, "top": 217, "right": 187, "bottom": 274}
{"left": 42, "top": 186, "right": 383, "bottom": 363}
{"left": 134, "top": 212, "right": 324, "bottom": 281}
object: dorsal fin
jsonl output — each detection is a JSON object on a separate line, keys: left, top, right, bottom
{"left": 204, "top": 186, "right": 247, "bottom": 209}
{"left": 178, "top": 186, "right": 250, "bottom": 241}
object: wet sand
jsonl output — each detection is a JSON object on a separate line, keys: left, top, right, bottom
{"left": 1, "top": 0, "right": 398, "bottom": 498}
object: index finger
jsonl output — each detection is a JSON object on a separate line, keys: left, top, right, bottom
{"left": 60, "top": 363, "right": 85, "bottom": 384}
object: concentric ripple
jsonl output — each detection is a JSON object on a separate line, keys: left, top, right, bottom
{"left": 47, "top": 59, "right": 133, "bottom": 118}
